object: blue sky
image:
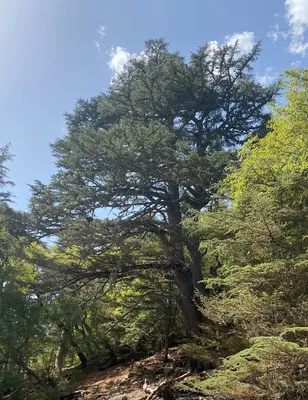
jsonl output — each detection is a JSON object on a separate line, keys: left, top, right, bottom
{"left": 0, "top": 0, "right": 307, "bottom": 210}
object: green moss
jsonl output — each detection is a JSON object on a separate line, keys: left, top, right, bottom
{"left": 195, "top": 371, "right": 262, "bottom": 399}
{"left": 182, "top": 335, "right": 308, "bottom": 400}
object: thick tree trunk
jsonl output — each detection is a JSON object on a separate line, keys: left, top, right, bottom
{"left": 172, "top": 268, "right": 201, "bottom": 336}
{"left": 69, "top": 337, "right": 87, "bottom": 369}
{"left": 166, "top": 184, "right": 185, "bottom": 266}
{"left": 57, "top": 324, "right": 87, "bottom": 370}
{"left": 187, "top": 237, "right": 207, "bottom": 296}
{"left": 167, "top": 184, "right": 202, "bottom": 336}
{"left": 55, "top": 329, "right": 67, "bottom": 374}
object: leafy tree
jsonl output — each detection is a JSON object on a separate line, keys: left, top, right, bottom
{"left": 30, "top": 38, "right": 278, "bottom": 335}
{"left": 32, "top": 234, "right": 182, "bottom": 367}
{"left": 187, "top": 69, "right": 308, "bottom": 399}
{"left": 0, "top": 147, "right": 49, "bottom": 397}
{"left": 0, "top": 145, "right": 13, "bottom": 203}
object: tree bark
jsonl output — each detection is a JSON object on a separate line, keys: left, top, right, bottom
{"left": 57, "top": 324, "right": 87, "bottom": 370}
{"left": 187, "top": 237, "right": 207, "bottom": 296}
{"left": 69, "top": 337, "right": 87, "bottom": 369}
{"left": 75, "top": 323, "right": 94, "bottom": 359}
{"left": 163, "top": 293, "right": 172, "bottom": 363}
{"left": 55, "top": 329, "right": 67, "bottom": 374}
{"left": 167, "top": 184, "right": 202, "bottom": 336}
{"left": 172, "top": 269, "right": 201, "bottom": 336}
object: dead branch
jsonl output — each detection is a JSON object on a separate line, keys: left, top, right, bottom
{"left": 145, "top": 371, "right": 191, "bottom": 400}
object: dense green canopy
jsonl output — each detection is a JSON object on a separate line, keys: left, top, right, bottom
{"left": 3, "top": 40, "right": 308, "bottom": 400}
{"left": 184, "top": 69, "right": 308, "bottom": 399}
{"left": 30, "top": 39, "right": 278, "bottom": 335}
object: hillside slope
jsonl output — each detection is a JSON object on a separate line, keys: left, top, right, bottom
{"left": 62, "top": 348, "right": 208, "bottom": 400}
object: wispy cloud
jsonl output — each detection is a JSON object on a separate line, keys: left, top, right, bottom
{"left": 268, "top": 1, "right": 308, "bottom": 56}
{"left": 257, "top": 67, "right": 278, "bottom": 86}
{"left": 94, "top": 41, "right": 101, "bottom": 52}
{"left": 93, "top": 24, "right": 107, "bottom": 53}
{"left": 225, "top": 31, "right": 255, "bottom": 54}
{"left": 97, "top": 25, "right": 107, "bottom": 38}
{"left": 268, "top": 21, "right": 288, "bottom": 43}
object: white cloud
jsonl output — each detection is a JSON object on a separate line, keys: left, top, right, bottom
{"left": 107, "top": 48, "right": 150, "bottom": 80}
{"left": 94, "top": 25, "right": 106, "bottom": 53}
{"left": 225, "top": 31, "right": 255, "bottom": 54}
{"left": 268, "top": 28, "right": 279, "bottom": 43}
{"left": 268, "top": 22, "right": 288, "bottom": 43}
{"left": 257, "top": 67, "right": 278, "bottom": 86}
{"left": 289, "top": 39, "right": 308, "bottom": 55}
{"left": 94, "top": 40, "right": 101, "bottom": 52}
{"left": 97, "top": 25, "right": 107, "bottom": 38}
{"left": 267, "top": 2, "right": 308, "bottom": 56}
{"left": 133, "top": 50, "right": 149, "bottom": 63}
{"left": 106, "top": 33, "right": 254, "bottom": 82}
{"left": 268, "top": 13, "right": 288, "bottom": 43}
{"left": 207, "top": 40, "right": 220, "bottom": 57}
{"left": 107, "top": 46, "right": 131, "bottom": 75}
{"left": 285, "top": 0, "right": 308, "bottom": 55}
{"left": 291, "top": 59, "right": 301, "bottom": 67}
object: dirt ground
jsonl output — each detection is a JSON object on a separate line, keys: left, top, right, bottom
{"left": 64, "top": 347, "right": 206, "bottom": 400}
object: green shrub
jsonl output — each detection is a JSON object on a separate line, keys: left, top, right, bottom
{"left": 32, "top": 387, "right": 61, "bottom": 400}
{"left": 181, "top": 336, "right": 308, "bottom": 399}
{"left": 0, "top": 371, "right": 23, "bottom": 400}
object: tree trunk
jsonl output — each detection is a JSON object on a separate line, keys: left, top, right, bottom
{"left": 172, "top": 268, "right": 201, "bottom": 336}
{"left": 163, "top": 294, "right": 172, "bottom": 363}
{"left": 55, "top": 329, "right": 67, "bottom": 374}
{"left": 167, "top": 184, "right": 202, "bottom": 336}
{"left": 187, "top": 237, "right": 207, "bottom": 296}
{"left": 57, "top": 324, "right": 87, "bottom": 370}
{"left": 69, "top": 338, "right": 87, "bottom": 369}
{"left": 75, "top": 323, "right": 94, "bottom": 359}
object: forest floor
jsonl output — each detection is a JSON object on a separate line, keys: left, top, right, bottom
{"left": 62, "top": 347, "right": 210, "bottom": 400}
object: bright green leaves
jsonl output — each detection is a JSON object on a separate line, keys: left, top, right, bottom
{"left": 186, "top": 336, "right": 308, "bottom": 399}
{"left": 223, "top": 69, "right": 308, "bottom": 258}
{"left": 187, "top": 68, "right": 308, "bottom": 398}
